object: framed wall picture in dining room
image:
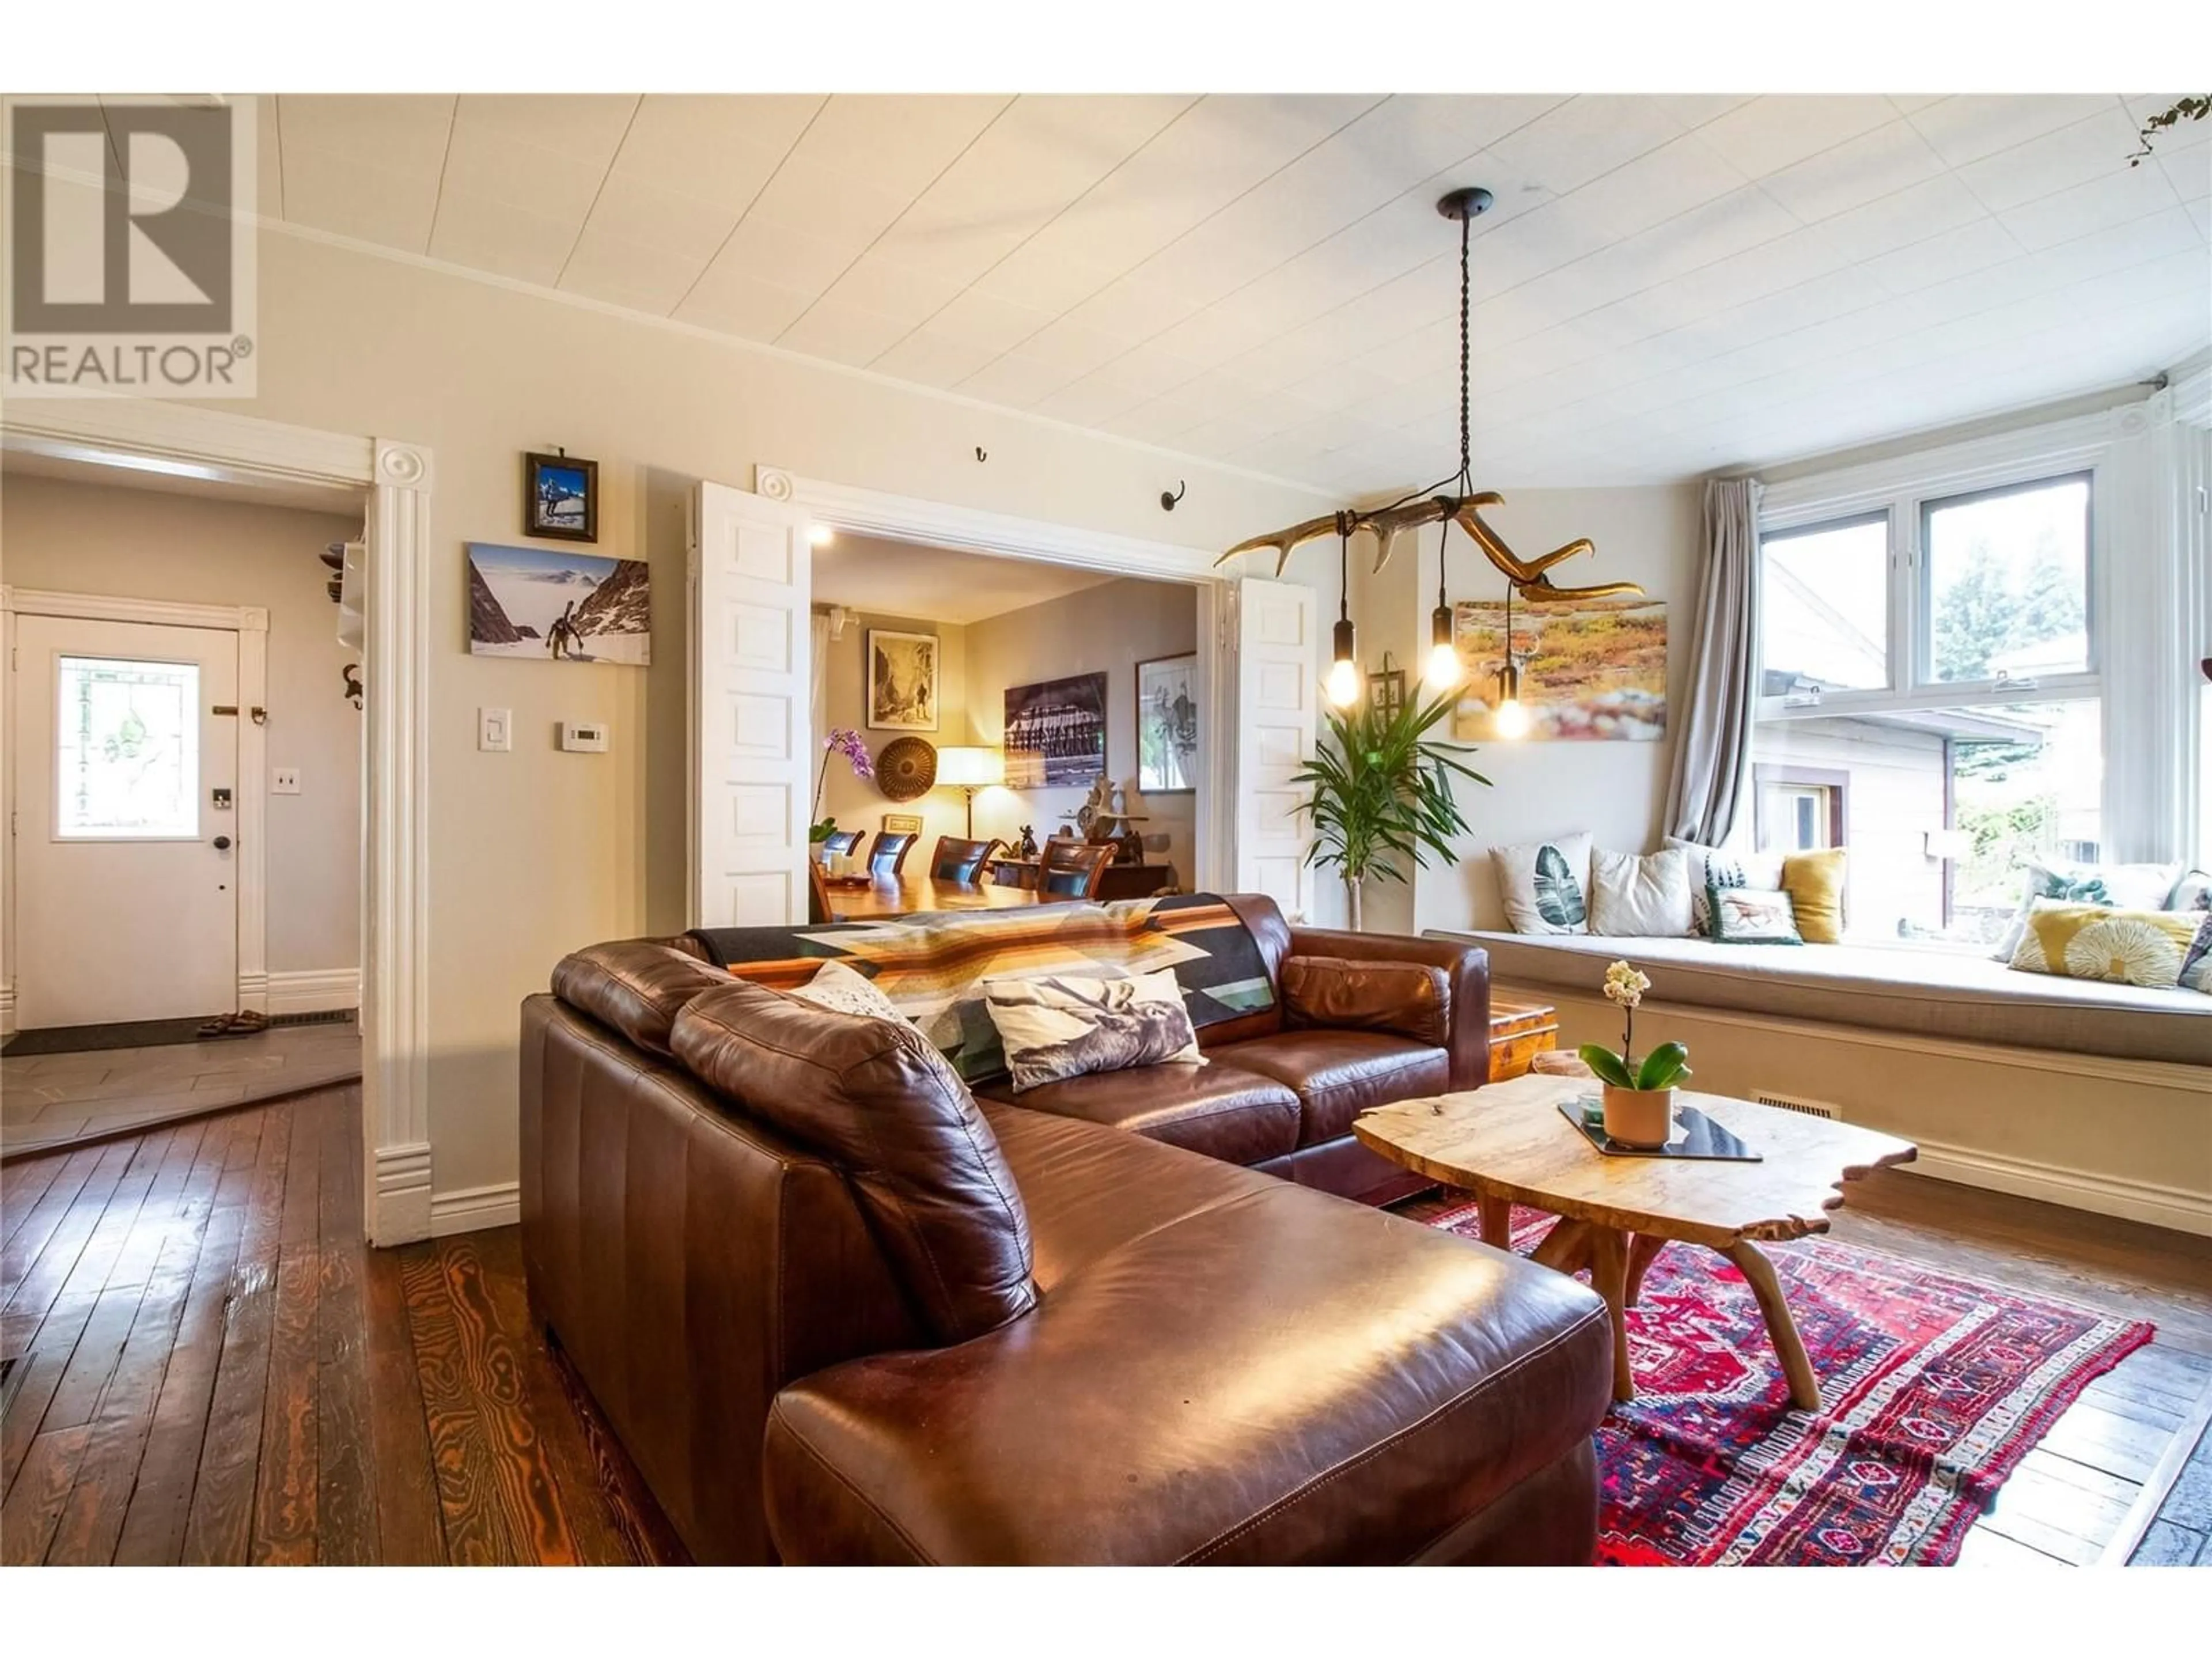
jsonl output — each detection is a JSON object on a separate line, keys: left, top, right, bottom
{"left": 867, "top": 628, "right": 940, "bottom": 730}
{"left": 1004, "top": 671, "right": 1107, "bottom": 789}
{"left": 1135, "top": 652, "right": 1199, "bottom": 793}
{"left": 881, "top": 812, "right": 924, "bottom": 835}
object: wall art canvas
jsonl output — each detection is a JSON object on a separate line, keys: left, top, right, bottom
{"left": 1135, "top": 652, "right": 1199, "bottom": 793}
{"left": 1005, "top": 671, "right": 1107, "bottom": 789}
{"left": 868, "top": 629, "right": 940, "bottom": 730}
{"left": 524, "top": 451, "right": 597, "bottom": 542}
{"left": 1449, "top": 597, "right": 1666, "bottom": 741}
{"left": 467, "top": 542, "right": 650, "bottom": 665}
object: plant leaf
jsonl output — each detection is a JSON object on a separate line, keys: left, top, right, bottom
{"left": 1635, "top": 1041, "right": 1690, "bottom": 1091}
{"left": 1578, "top": 1044, "right": 1634, "bottom": 1088}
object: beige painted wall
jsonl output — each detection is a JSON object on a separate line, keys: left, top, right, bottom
{"left": 964, "top": 577, "right": 1200, "bottom": 880}
{"left": 1, "top": 472, "right": 363, "bottom": 977}
{"left": 816, "top": 611, "right": 975, "bottom": 859}
{"left": 216, "top": 228, "right": 1330, "bottom": 1200}
{"left": 1403, "top": 485, "right": 1704, "bottom": 935}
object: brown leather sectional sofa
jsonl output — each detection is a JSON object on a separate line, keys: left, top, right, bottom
{"left": 518, "top": 895, "right": 1612, "bottom": 1565}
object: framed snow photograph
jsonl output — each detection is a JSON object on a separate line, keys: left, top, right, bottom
{"left": 867, "top": 628, "right": 940, "bottom": 730}
{"left": 467, "top": 543, "right": 650, "bottom": 665}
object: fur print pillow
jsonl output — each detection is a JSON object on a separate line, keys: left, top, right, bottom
{"left": 980, "top": 969, "right": 1203, "bottom": 1093}
{"left": 788, "top": 959, "right": 910, "bottom": 1024}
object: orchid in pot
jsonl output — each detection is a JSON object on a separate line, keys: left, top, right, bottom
{"left": 809, "top": 728, "right": 874, "bottom": 861}
{"left": 1577, "top": 960, "right": 1691, "bottom": 1147}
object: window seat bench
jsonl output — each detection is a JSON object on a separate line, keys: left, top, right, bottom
{"left": 1425, "top": 931, "right": 2210, "bottom": 1068}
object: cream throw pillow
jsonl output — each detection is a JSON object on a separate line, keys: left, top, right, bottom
{"left": 1589, "top": 847, "right": 1695, "bottom": 938}
{"left": 788, "top": 959, "right": 910, "bottom": 1024}
{"left": 2007, "top": 899, "right": 2196, "bottom": 988}
{"left": 980, "top": 968, "right": 1203, "bottom": 1093}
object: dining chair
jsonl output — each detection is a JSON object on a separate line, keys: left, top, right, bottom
{"left": 929, "top": 835, "right": 1001, "bottom": 883}
{"left": 820, "top": 828, "right": 863, "bottom": 860}
{"left": 806, "top": 857, "right": 836, "bottom": 925}
{"left": 1039, "top": 839, "right": 1115, "bottom": 899}
{"left": 867, "top": 831, "right": 918, "bottom": 877}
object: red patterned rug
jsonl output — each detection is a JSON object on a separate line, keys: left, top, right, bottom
{"left": 1426, "top": 1202, "right": 2153, "bottom": 1566}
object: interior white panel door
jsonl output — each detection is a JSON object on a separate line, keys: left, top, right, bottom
{"left": 691, "top": 480, "right": 812, "bottom": 929}
{"left": 1234, "top": 576, "right": 1318, "bottom": 922}
{"left": 13, "top": 615, "right": 240, "bottom": 1025}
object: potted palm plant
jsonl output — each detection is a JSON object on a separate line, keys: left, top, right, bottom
{"left": 1289, "top": 671, "right": 1488, "bottom": 930}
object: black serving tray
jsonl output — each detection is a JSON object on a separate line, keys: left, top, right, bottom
{"left": 1559, "top": 1098, "right": 1762, "bottom": 1162}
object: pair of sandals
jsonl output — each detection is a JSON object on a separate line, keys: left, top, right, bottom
{"left": 197, "top": 1009, "right": 271, "bottom": 1040}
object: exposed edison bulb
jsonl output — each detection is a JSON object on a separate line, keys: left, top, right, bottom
{"left": 1493, "top": 695, "right": 1531, "bottom": 740}
{"left": 1325, "top": 656, "right": 1363, "bottom": 709}
{"left": 1424, "top": 639, "right": 1461, "bottom": 692}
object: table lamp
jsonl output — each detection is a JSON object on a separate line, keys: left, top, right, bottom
{"left": 935, "top": 747, "right": 1004, "bottom": 837}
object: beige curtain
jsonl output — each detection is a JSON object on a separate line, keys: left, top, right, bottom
{"left": 809, "top": 611, "right": 831, "bottom": 747}
{"left": 1664, "top": 477, "right": 1764, "bottom": 846}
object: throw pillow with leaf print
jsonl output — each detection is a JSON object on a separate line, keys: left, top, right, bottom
{"left": 1491, "top": 833, "right": 1594, "bottom": 935}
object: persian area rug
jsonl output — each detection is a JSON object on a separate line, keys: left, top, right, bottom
{"left": 1426, "top": 1202, "right": 2153, "bottom": 1566}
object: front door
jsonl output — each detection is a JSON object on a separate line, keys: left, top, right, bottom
{"left": 12, "top": 614, "right": 241, "bottom": 1027}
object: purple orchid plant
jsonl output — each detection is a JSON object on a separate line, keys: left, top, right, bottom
{"left": 810, "top": 727, "right": 874, "bottom": 843}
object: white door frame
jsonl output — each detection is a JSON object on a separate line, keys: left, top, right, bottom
{"left": 1, "top": 399, "right": 435, "bottom": 1247}
{"left": 752, "top": 464, "right": 1238, "bottom": 894}
{"left": 2, "top": 590, "right": 269, "bottom": 1027}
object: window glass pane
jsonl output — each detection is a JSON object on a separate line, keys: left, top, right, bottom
{"left": 55, "top": 656, "right": 199, "bottom": 838}
{"left": 1751, "top": 698, "right": 2099, "bottom": 946}
{"left": 1925, "top": 476, "right": 2089, "bottom": 683}
{"left": 1760, "top": 516, "right": 1888, "bottom": 694}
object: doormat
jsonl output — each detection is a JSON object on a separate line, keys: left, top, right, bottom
{"left": 1426, "top": 1200, "right": 2153, "bottom": 1565}
{"left": 3, "top": 1008, "right": 359, "bottom": 1057}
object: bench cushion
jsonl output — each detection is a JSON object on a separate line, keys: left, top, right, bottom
{"left": 1437, "top": 930, "right": 2211, "bottom": 1066}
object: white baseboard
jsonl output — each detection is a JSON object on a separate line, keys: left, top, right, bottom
{"left": 372, "top": 1140, "right": 433, "bottom": 1247}
{"left": 430, "top": 1180, "right": 520, "bottom": 1237}
{"left": 267, "top": 967, "right": 361, "bottom": 1016}
{"left": 1905, "top": 1139, "right": 2212, "bottom": 1238}
{"left": 0, "top": 983, "right": 13, "bottom": 1038}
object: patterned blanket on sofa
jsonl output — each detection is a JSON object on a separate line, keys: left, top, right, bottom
{"left": 686, "top": 894, "right": 1277, "bottom": 1081}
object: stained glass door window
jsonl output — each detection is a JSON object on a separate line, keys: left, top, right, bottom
{"left": 55, "top": 655, "right": 200, "bottom": 838}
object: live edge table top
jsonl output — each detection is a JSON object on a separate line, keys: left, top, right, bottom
{"left": 1357, "top": 1074, "right": 1918, "bottom": 1253}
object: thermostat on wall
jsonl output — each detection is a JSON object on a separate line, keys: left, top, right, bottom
{"left": 560, "top": 722, "right": 609, "bottom": 753}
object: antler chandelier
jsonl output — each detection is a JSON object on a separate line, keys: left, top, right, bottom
{"left": 1219, "top": 186, "right": 1642, "bottom": 712}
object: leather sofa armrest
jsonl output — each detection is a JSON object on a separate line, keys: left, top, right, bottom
{"left": 1287, "top": 927, "right": 1490, "bottom": 1090}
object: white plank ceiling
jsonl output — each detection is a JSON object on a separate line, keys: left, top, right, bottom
{"left": 262, "top": 93, "right": 2211, "bottom": 490}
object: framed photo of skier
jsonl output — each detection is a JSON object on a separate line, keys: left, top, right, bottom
{"left": 524, "top": 450, "right": 599, "bottom": 543}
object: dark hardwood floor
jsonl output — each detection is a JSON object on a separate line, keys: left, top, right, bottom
{"left": 1, "top": 1089, "right": 683, "bottom": 1565}
{"left": 1, "top": 1087, "right": 2206, "bottom": 1566}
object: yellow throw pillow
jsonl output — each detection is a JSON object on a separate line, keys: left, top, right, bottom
{"left": 2008, "top": 899, "right": 2197, "bottom": 988}
{"left": 1781, "top": 848, "right": 1847, "bottom": 944}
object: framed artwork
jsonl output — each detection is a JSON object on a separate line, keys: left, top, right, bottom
{"left": 1004, "top": 671, "right": 1107, "bottom": 789}
{"left": 867, "top": 629, "right": 940, "bottom": 730}
{"left": 1368, "top": 667, "right": 1406, "bottom": 721}
{"left": 1448, "top": 596, "right": 1667, "bottom": 741}
{"left": 1135, "top": 652, "right": 1198, "bottom": 794}
{"left": 881, "top": 812, "right": 924, "bottom": 835}
{"left": 466, "top": 542, "right": 650, "bottom": 665}
{"left": 524, "top": 452, "right": 597, "bottom": 543}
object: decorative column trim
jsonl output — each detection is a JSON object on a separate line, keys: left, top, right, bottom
{"left": 366, "top": 438, "right": 435, "bottom": 1244}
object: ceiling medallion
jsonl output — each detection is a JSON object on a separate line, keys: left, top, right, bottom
{"left": 1218, "top": 187, "right": 1642, "bottom": 607}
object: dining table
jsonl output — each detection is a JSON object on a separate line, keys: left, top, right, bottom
{"left": 824, "top": 874, "right": 1047, "bottom": 921}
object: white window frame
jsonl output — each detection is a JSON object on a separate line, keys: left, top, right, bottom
{"left": 1758, "top": 425, "right": 2109, "bottom": 726}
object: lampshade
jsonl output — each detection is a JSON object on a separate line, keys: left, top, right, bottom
{"left": 935, "top": 746, "right": 1004, "bottom": 787}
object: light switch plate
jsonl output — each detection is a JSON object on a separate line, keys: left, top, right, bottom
{"left": 272, "top": 767, "right": 302, "bottom": 795}
{"left": 560, "top": 721, "right": 609, "bottom": 753}
{"left": 479, "top": 707, "right": 512, "bottom": 752}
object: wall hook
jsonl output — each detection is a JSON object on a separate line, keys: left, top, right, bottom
{"left": 250, "top": 706, "right": 268, "bottom": 725}
{"left": 1160, "top": 480, "right": 1186, "bottom": 512}
{"left": 342, "top": 664, "right": 363, "bottom": 710}
{"left": 975, "top": 446, "right": 988, "bottom": 463}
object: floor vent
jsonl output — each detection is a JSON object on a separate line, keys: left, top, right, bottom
{"left": 1754, "top": 1090, "right": 1842, "bottom": 1122}
{"left": 270, "top": 1009, "right": 357, "bottom": 1028}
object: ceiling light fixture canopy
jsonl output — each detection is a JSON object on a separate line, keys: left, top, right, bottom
{"left": 1218, "top": 187, "right": 1642, "bottom": 611}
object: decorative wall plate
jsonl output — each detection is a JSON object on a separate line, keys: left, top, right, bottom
{"left": 876, "top": 736, "right": 938, "bottom": 802}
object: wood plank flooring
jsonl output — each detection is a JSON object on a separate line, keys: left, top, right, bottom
{"left": 1, "top": 1089, "right": 683, "bottom": 1565}
{"left": 0, "top": 1087, "right": 2205, "bottom": 1567}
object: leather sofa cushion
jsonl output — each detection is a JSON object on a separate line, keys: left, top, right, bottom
{"left": 671, "top": 979, "right": 1037, "bottom": 1345}
{"left": 1280, "top": 955, "right": 1450, "bottom": 1046}
{"left": 1212, "top": 1031, "right": 1450, "bottom": 1146}
{"left": 975, "top": 1060, "right": 1298, "bottom": 1165}
{"left": 761, "top": 1101, "right": 1612, "bottom": 1565}
{"left": 552, "top": 940, "right": 738, "bottom": 1056}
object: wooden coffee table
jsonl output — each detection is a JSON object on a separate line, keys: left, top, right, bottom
{"left": 1357, "top": 1074, "right": 1916, "bottom": 1410}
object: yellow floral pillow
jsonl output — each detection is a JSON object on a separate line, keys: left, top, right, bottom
{"left": 2007, "top": 899, "right": 2198, "bottom": 988}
